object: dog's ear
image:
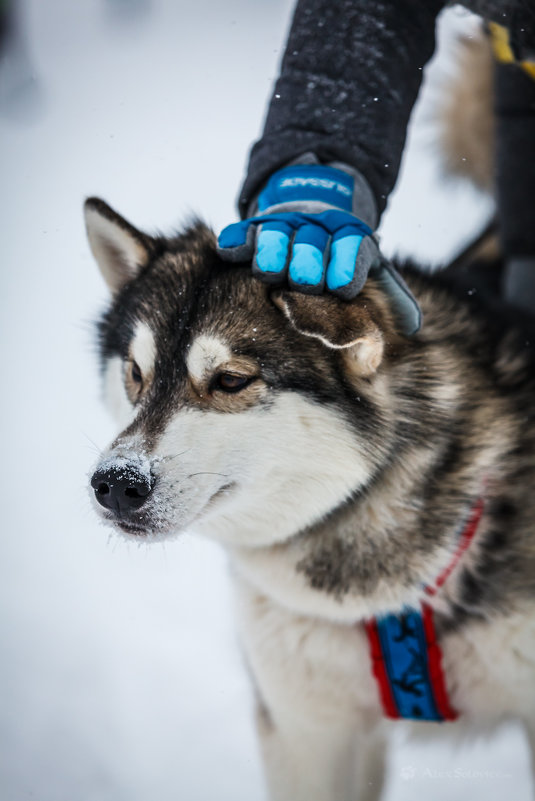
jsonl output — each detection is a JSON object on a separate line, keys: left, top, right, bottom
{"left": 84, "top": 197, "right": 153, "bottom": 293}
{"left": 271, "top": 287, "right": 389, "bottom": 376}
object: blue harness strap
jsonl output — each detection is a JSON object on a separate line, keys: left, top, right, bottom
{"left": 375, "top": 610, "right": 442, "bottom": 720}
{"left": 365, "top": 499, "right": 484, "bottom": 722}
{"left": 367, "top": 606, "right": 456, "bottom": 721}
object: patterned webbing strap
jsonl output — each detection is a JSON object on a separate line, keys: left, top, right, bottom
{"left": 364, "top": 498, "right": 484, "bottom": 722}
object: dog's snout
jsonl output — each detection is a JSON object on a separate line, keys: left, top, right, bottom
{"left": 91, "top": 462, "right": 152, "bottom": 517}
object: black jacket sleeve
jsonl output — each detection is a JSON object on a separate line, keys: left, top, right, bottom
{"left": 238, "top": 0, "right": 445, "bottom": 219}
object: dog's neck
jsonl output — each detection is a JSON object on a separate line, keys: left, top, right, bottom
{"left": 226, "top": 456, "right": 488, "bottom": 625}
{"left": 226, "top": 321, "right": 518, "bottom": 624}
{"left": 229, "top": 422, "right": 498, "bottom": 623}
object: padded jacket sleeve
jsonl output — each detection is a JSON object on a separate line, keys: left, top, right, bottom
{"left": 238, "top": 0, "right": 445, "bottom": 219}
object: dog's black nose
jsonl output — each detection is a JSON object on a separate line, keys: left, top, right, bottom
{"left": 91, "top": 463, "right": 152, "bottom": 517}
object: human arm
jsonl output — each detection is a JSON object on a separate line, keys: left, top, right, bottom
{"left": 219, "top": 0, "right": 445, "bottom": 334}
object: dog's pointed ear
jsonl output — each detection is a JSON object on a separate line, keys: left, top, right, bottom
{"left": 84, "top": 197, "right": 153, "bottom": 293}
{"left": 271, "top": 288, "right": 388, "bottom": 377}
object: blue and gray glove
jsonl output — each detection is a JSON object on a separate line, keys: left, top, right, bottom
{"left": 217, "top": 161, "right": 421, "bottom": 335}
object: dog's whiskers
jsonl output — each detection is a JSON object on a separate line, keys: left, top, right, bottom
{"left": 186, "top": 471, "right": 229, "bottom": 480}
{"left": 159, "top": 449, "right": 193, "bottom": 464}
{"left": 81, "top": 431, "right": 103, "bottom": 455}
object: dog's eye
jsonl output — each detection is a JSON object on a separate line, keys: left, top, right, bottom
{"left": 125, "top": 359, "right": 144, "bottom": 403}
{"left": 131, "top": 361, "right": 143, "bottom": 385}
{"left": 124, "top": 358, "right": 146, "bottom": 404}
{"left": 213, "top": 372, "right": 254, "bottom": 393}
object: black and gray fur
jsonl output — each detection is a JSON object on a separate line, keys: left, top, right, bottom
{"left": 91, "top": 200, "right": 535, "bottom": 632}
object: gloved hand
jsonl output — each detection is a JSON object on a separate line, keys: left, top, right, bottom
{"left": 217, "top": 162, "right": 421, "bottom": 335}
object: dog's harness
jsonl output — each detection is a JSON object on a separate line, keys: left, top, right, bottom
{"left": 364, "top": 498, "right": 484, "bottom": 722}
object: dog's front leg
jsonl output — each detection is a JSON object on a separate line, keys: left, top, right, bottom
{"left": 256, "top": 704, "right": 386, "bottom": 801}
{"left": 255, "top": 702, "right": 369, "bottom": 801}
{"left": 234, "top": 576, "right": 386, "bottom": 801}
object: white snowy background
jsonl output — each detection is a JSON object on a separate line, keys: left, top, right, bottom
{"left": 0, "top": 1, "right": 532, "bottom": 799}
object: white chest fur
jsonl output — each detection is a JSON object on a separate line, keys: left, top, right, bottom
{"left": 232, "top": 571, "right": 535, "bottom": 758}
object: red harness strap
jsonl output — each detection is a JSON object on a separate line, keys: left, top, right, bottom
{"left": 420, "top": 602, "right": 458, "bottom": 721}
{"left": 425, "top": 498, "right": 485, "bottom": 597}
{"left": 365, "top": 498, "right": 484, "bottom": 722}
{"left": 365, "top": 617, "right": 401, "bottom": 719}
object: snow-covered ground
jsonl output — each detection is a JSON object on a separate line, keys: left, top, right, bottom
{"left": 0, "top": 2, "right": 531, "bottom": 799}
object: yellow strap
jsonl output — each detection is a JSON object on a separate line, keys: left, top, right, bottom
{"left": 488, "top": 21, "right": 535, "bottom": 80}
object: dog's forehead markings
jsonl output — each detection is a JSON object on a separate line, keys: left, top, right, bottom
{"left": 131, "top": 321, "right": 156, "bottom": 375}
{"left": 187, "top": 334, "right": 232, "bottom": 382}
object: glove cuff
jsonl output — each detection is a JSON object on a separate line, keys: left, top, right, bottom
{"left": 247, "top": 155, "right": 378, "bottom": 229}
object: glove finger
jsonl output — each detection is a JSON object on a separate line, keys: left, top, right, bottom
{"left": 326, "top": 231, "right": 378, "bottom": 297}
{"left": 217, "top": 220, "right": 256, "bottom": 262}
{"left": 253, "top": 221, "right": 293, "bottom": 280}
{"left": 288, "top": 224, "right": 329, "bottom": 292}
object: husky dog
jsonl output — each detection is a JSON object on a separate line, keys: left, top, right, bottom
{"left": 86, "top": 38, "right": 535, "bottom": 801}
{"left": 86, "top": 199, "right": 535, "bottom": 799}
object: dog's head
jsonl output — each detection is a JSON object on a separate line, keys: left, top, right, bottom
{"left": 86, "top": 199, "right": 403, "bottom": 546}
